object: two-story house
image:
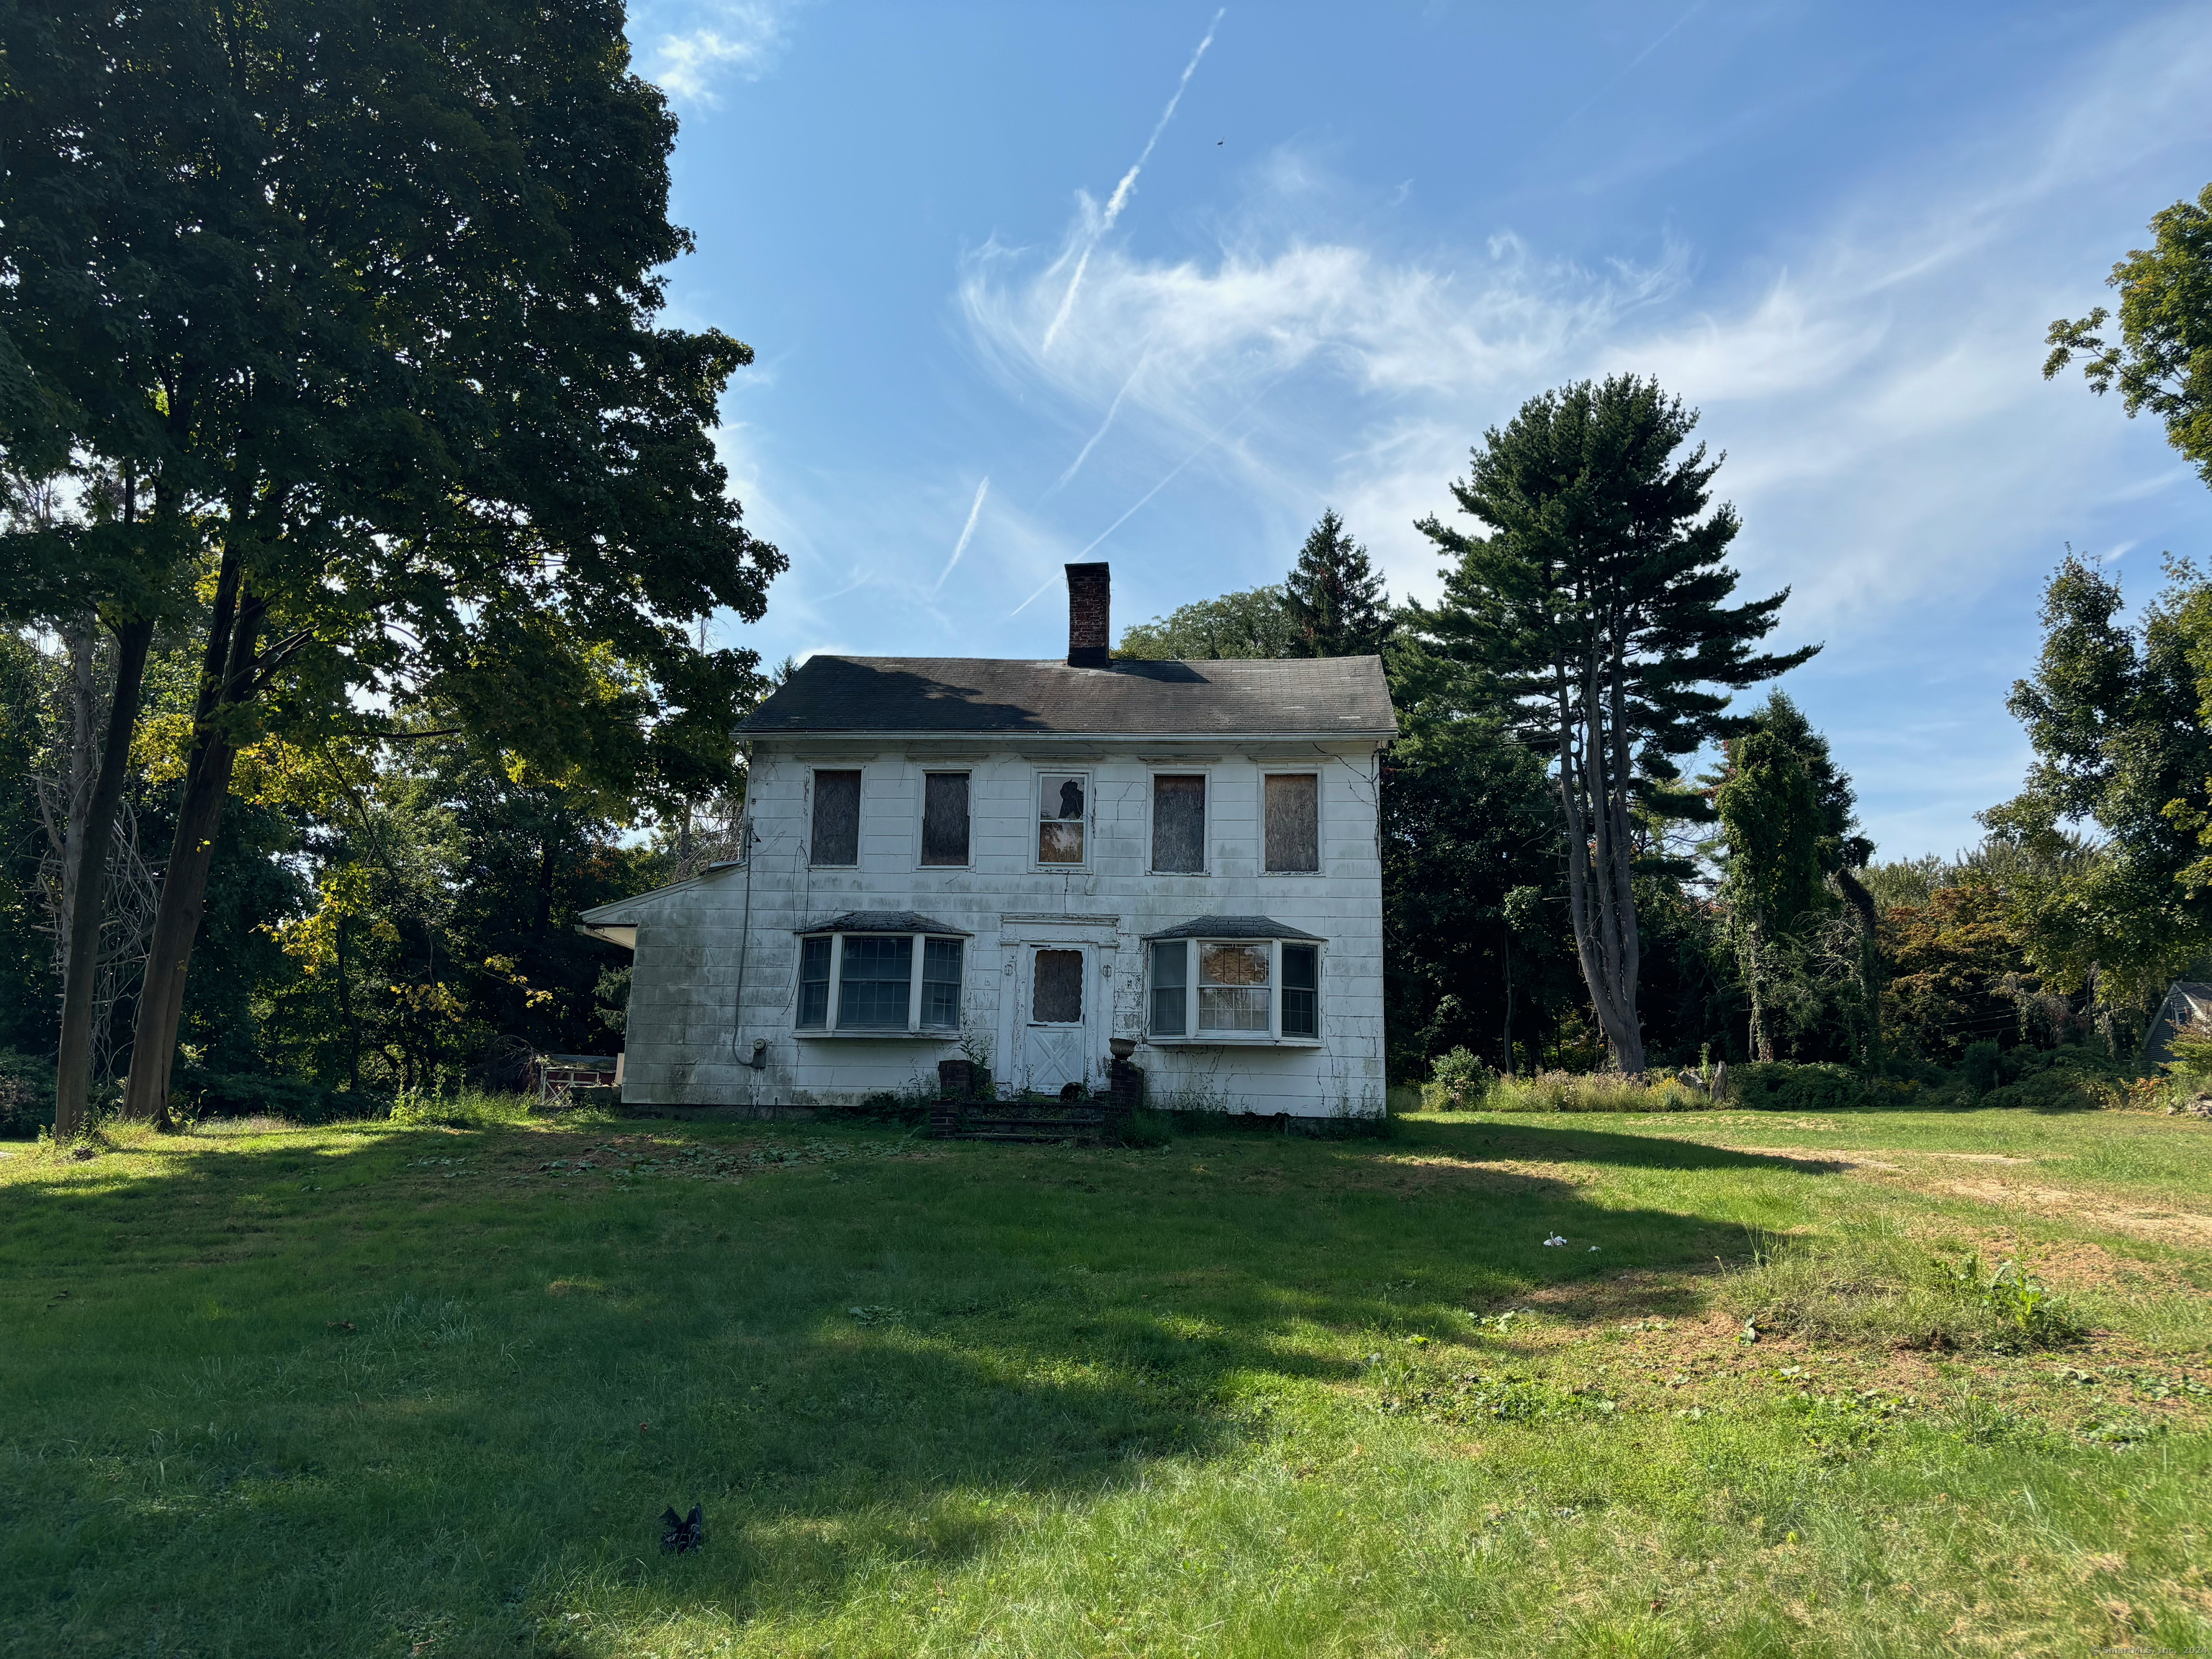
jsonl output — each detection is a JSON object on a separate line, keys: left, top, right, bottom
{"left": 580, "top": 562, "right": 1397, "bottom": 1119}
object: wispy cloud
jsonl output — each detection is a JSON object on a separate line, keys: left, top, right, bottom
{"left": 1040, "top": 9, "right": 1225, "bottom": 354}
{"left": 636, "top": 1, "right": 796, "bottom": 104}
{"left": 931, "top": 477, "right": 992, "bottom": 596}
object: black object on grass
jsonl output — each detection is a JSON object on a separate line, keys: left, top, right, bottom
{"left": 660, "top": 1504, "right": 705, "bottom": 1553}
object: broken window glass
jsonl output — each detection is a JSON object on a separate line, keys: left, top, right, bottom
{"left": 1151, "top": 775, "right": 1205, "bottom": 872}
{"left": 1198, "top": 942, "right": 1270, "bottom": 1032}
{"left": 1037, "top": 773, "right": 1086, "bottom": 865}
{"left": 1264, "top": 773, "right": 1320, "bottom": 873}
{"left": 921, "top": 773, "right": 970, "bottom": 866}
{"left": 1032, "top": 948, "right": 1083, "bottom": 1023}
{"left": 811, "top": 770, "right": 861, "bottom": 867}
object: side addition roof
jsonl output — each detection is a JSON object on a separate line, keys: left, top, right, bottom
{"left": 735, "top": 655, "right": 1396, "bottom": 739}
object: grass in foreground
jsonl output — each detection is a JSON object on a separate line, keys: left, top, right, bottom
{"left": 3, "top": 1104, "right": 2210, "bottom": 1657}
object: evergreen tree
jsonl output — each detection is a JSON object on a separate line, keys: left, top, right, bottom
{"left": 1409, "top": 376, "right": 1813, "bottom": 1072}
{"left": 1285, "top": 510, "right": 1392, "bottom": 657}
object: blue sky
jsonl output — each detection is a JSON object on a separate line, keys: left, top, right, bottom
{"left": 624, "top": 0, "right": 2212, "bottom": 860}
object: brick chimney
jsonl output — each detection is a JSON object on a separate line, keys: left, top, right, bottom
{"left": 1065, "top": 561, "right": 1110, "bottom": 667}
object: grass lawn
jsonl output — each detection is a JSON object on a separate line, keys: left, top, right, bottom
{"left": 4, "top": 1102, "right": 2211, "bottom": 1658}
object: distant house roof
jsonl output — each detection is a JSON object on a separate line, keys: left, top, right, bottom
{"left": 1142, "top": 915, "right": 1326, "bottom": 942}
{"left": 735, "top": 655, "right": 1396, "bottom": 739}
{"left": 796, "top": 911, "right": 972, "bottom": 937}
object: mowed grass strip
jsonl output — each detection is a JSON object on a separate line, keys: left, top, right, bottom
{"left": 2, "top": 1107, "right": 2209, "bottom": 1658}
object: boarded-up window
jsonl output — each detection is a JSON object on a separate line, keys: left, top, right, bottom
{"left": 1198, "top": 942, "right": 1270, "bottom": 1032}
{"left": 1037, "top": 773, "right": 1086, "bottom": 865}
{"left": 922, "top": 773, "right": 970, "bottom": 866}
{"left": 811, "top": 770, "right": 861, "bottom": 866}
{"left": 1032, "top": 948, "right": 1084, "bottom": 1023}
{"left": 1264, "top": 773, "right": 1319, "bottom": 872}
{"left": 1151, "top": 775, "right": 1205, "bottom": 872}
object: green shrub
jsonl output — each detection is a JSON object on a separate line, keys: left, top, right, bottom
{"left": 1727, "top": 1061, "right": 1869, "bottom": 1112}
{"left": 1115, "top": 1107, "right": 1174, "bottom": 1148}
{"left": 1960, "top": 1040, "right": 2006, "bottom": 1094}
{"left": 0, "top": 1049, "right": 56, "bottom": 1138}
{"left": 1419, "top": 1047, "right": 1488, "bottom": 1112}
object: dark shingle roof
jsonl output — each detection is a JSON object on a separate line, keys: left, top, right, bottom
{"left": 796, "top": 911, "right": 971, "bottom": 936}
{"left": 1142, "top": 915, "right": 1325, "bottom": 942}
{"left": 736, "top": 655, "right": 1395, "bottom": 738}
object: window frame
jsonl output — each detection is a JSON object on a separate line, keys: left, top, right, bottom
{"left": 808, "top": 767, "right": 865, "bottom": 869}
{"left": 1031, "top": 768, "right": 1092, "bottom": 871}
{"left": 1146, "top": 769, "right": 1210, "bottom": 876}
{"left": 1260, "top": 770, "right": 1323, "bottom": 876}
{"left": 917, "top": 770, "right": 973, "bottom": 869}
{"left": 1143, "top": 936, "right": 1324, "bottom": 1046}
{"left": 794, "top": 929, "right": 967, "bottom": 1037}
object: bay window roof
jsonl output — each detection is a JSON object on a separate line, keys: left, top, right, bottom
{"left": 1141, "top": 914, "right": 1323, "bottom": 942}
{"left": 795, "top": 911, "right": 971, "bottom": 936}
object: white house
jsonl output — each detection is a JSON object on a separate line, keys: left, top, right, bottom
{"left": 580, "top": 562, "right": 1398, "bottom": 1119}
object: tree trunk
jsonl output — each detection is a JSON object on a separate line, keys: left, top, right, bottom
{"left": 1555, "top": 650, "right": 1646, "bottom": 1074}
{"left": 122, "top": 565, "right": 263, "bottom": 1125}
{"left": 52, "top": 618, "right": 156, "bottom": 1140}
{"left": 336, "top": 909, "right": 361, "bottom": 1092}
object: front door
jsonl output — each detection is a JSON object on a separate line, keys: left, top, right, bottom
{"left": 1022, "top": 945, "right": 1091, "bottom": 1095}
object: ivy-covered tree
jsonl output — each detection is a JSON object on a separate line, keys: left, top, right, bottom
{"left": 1409, "top": 376, "right": 1814, "bottom": 1071}
{"left": 1, "top": 1, "right": 783, "bottom": 1125}
{"left": 1285, "top": 510, "right": 1393, "bottom": 658}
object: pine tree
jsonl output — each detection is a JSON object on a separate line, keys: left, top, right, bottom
{"left": 1409, "top": 376, "right": 1814, "bottom": 1072}
{"left": 1285, "top": 510, "right": 1392, "bottom": 657}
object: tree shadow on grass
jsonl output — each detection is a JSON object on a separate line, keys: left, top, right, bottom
{"left": 0, "top": 1115, "right": 1827, "bottom": 1648}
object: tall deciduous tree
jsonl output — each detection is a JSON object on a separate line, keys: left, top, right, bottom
{"left": 2044, "top": 181, "right": 2212, "bottom": 487}
{"left": 1410, "top": 376, "right": 1813, "bottom": 1072}
{"left": 1285, "top": 510, "right": 1392, "bottom": 658}
{"left": 1118, "top": 586, "right": 1298, "bottom": 660}
{"left": 4, "top": 1, "right": 783, "bottom": 1126}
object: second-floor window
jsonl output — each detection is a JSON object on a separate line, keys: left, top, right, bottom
{"left": 1151, "top": 774, "right": 1205, "bottom": 873}
{"left": 921, "top": 772, "right": 971, "bottom": 866}
{"left": 811, "top": 770, "right": 861, "bottom": 867}
{"left": 1037, "top": 771, "right": 1087, "bottom": 865}
{"left": 1264, "top": 773, "right": 1320, "bottom": 873}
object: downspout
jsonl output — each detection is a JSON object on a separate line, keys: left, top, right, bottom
{"left": 734, "top": 805, "right": 760, "bottom": 1072}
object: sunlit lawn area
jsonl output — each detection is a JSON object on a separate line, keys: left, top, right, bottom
{"left": 4, "top": 1102, "right": 2210, "bottom": 1657}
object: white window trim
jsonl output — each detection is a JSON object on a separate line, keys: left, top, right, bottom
{"left": 795, "top": 930, "right": 966, "bottom": 1039}
{"left": 1145, "top": 937, "right": 1324, "bottom": 1047}
{"left": 1030, "top": 768, "right": 1092, "bottom": 872}
{"left": 1146, "top": 768, "right": 1212, "bottom": 876}
{"left": 806, "top": 765, "right": 867, "bottom": 870}
{"left": 916, "top": 768, "right": 974, "bottom": 871}
{"left": 1259, "top": 770, "right": 1323, "bottom": 877}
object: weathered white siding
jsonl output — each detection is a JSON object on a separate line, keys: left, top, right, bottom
{"left": 592, "top": 736, "right": 1388, "bottom": 1118}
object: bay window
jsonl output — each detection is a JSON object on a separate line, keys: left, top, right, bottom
{"left": 1142, "top": 920, "right": 1324, "bottom": 1043}
{"left": 793, "top": 913, "right": 968, "bottom": 1035}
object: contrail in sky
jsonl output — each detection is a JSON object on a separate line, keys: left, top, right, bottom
{"left": 1048, "top": 362, "right": 1145, "bottom": 494}
{"left": 930, "top": 477, "right": 990, "bottom": 595}
{"left": 1558, "top": 1, "right": 1703, "bottom": 130}
{"left": 1010, "top": 373, "right": 1283, "bottom": 619}
{"left": 1040, "top": 9, "right": 1224, "bottom": 354}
